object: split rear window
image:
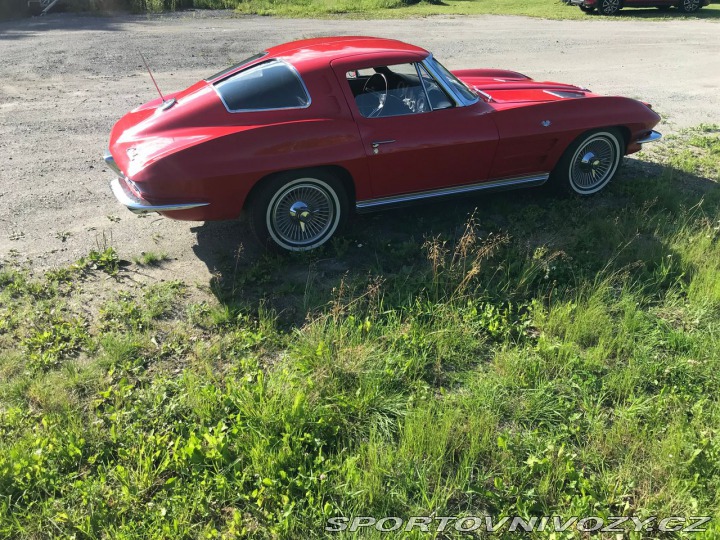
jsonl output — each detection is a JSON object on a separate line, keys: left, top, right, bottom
{"left": 213, "top": 60, "right": 310, "bottom": 112}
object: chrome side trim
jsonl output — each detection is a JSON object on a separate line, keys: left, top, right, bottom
{"left": 414, "top": 61, "right": 435, "bottom": 111}
{"left": 110, "top": 177, "right": 209, "bottom": 214}
{"left": 544, "top": 90, "right": 586, "bottom": 99}
{"left": 104, "top": 150, "right": 121, "bottom": 176}
{"left": 205, "top": 52, "right": 269, "bottom": 83}
{"left": 636, "top": 130, "right": 662, "bottom": 144}
{"left": 423, "top": 55, "right": 480, "bottom": 108}
{"left": 422, "top": 56, "right": 463, "bottom": 108}
{"left": 371, "top": 140, "right": 396, "bottom": 148}
{"left": 356, "top": 173, "right": 549, "bottom": 213}
{"left": 476, "top": 89, "right": 494, "bottom": 103}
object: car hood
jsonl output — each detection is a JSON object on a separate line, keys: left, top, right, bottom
{"left": 453, "top": 69, "right": 596, "bottom": 109}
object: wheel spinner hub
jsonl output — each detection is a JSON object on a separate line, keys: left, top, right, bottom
{"left": 579, "top": 151, "right": 602, "bottom": 173}
{"left": 289, "top": 201, "right": 314, "bottom": 231}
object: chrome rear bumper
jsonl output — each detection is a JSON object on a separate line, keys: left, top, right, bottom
{"left": 106, "top": 149, "right": 208, "bottom": 214}
{"left": 636, "top": 130, "right": 662, "bottom": 144}
{"left": 104, "top": 150, "right": 121, "bottom": 175}
{"left": 110, "top": 176, "right": 209, "bottom": 215}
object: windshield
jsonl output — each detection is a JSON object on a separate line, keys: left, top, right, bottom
{"left": 426, "top": 56, "right": 478, "bottom": 104}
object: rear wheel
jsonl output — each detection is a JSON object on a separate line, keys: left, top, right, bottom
{"left": 678, "top": 0, "right": 700, "bottom": 12}
{"left": 597, "top": 0, "right": 621, "bottom": 14}
{"left": 550, "top": 129, "right": 623, "bottom": 196}
{"left": 248, "top": 169, "right": 348, "bottom": 252}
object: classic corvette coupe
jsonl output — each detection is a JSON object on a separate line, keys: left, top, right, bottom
{"left": 105, "top": 36, "right": 661, "bottom": 252}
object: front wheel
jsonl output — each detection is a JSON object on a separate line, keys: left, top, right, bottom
{"left": 597, "top": 0, "right": 621, "bottom": 14}
{"left": 678, "top": 0, "right": 700, "bottom": 12}
{"left": 550, "top": 129, "right": 623, "bottom": 196}
{"left": 248, "top": 170, "right": 348, "bottom": 252}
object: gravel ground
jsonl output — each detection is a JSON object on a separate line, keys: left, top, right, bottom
{"left": 0, "top": 11, "right": 718, "bottom": 282}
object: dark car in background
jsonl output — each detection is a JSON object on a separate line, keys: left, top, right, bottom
{"left": 571, "top": 0, "right": 709, "bottom": 15}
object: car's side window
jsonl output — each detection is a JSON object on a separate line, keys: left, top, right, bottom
{"left": 346, "top": 62, "right": 454, "bottom": 119}
{"left": 214, "top": 60, "right": 310, "bottom": 112}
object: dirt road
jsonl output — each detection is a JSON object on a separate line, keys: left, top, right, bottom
{"left": 1, "top": 12, "right": 718, "bottom": 281}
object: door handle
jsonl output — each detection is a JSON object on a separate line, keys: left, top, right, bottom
{"left": 371, "top": 140, "right": 396, "bottom": 154}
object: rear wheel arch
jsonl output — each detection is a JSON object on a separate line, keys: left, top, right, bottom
{"left": 244, "top": 165, "right": 356, "bottom": 211}
{"left": 243, "top": 165, "right": 354, "bottom": 252}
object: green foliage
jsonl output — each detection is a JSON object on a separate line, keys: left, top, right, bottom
{"left": 100, "top": 280, "right": 186, "bottom": 331}
{"left": 78, "top": 247, "right": 121, "bottom": 276}
{"left": 22, "top": 315, "right": 90, "bottom": 371}
{"left": 666, "top": 124, "right": 720, "bottom": 179}
{"left": 47, "top": 0, "right": 720, "bottom": 19}
{"left": 126, "top": 0, "right": 191, "bottom": 12}
{"left": 133, "top": 251, "right": 169, "bottom": 267}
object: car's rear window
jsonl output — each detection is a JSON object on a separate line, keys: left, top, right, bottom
{"left": 213, "top": 60, "right": 310, "bottom": 112}
{"left": 206, "top": 52, "right": 267, "bottom": 81}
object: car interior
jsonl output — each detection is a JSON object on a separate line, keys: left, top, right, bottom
{"left": 346, "top": 63, "right": 454, "bottom": 118}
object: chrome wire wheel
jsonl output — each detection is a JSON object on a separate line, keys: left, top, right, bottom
{"left": 266, "top": 178, "right": 341, "bottom": 251}
{"left": 679, "top": 0, "right": 700, "bottom": 12}
{"left": 567, "top": 132, "right": 621, "bottom": 195}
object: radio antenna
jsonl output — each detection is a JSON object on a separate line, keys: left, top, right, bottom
{"left": 139, "top": 52, "right": 166, "bottom": 103}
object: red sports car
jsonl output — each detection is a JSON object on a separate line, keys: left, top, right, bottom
{"left": 570, "top": 0, "right": 709, "bottom": 14}
{"left": 106, "top": 36, "right": 661, "bottom": 252}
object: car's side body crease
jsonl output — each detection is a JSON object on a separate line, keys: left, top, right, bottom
{"left": 355, "top": 173, "right": 549, "bottom": 212}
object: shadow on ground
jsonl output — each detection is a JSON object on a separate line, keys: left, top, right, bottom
{"left": 0, "top": 12, "right": 139, "bottom": 40}
{"left": 192, "top": 158, "right": 719, "bottom": 328}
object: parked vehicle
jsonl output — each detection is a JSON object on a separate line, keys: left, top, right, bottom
{"left": 105, "top": 36, "right": 661, "bottom": 252}
{"left": 570, "top": 0, "right": 709, "bottom": 15}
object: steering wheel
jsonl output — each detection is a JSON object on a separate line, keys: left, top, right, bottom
{"left": 362, "top": 72, "right": 388, "bottom": 118}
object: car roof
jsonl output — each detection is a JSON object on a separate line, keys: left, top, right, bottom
{"left": 265, "top": 36, "right": 429, "bottom": 66}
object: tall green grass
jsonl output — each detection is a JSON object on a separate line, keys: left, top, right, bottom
{"left": 31, "top": 0, "right": 720, "bottom": 19}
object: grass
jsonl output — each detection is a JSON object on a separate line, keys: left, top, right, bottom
{"left": 133, "top": 251, "right": 170, "bottom": 267}
{"left": 58, "top": 0, "right": 720, "bottom": 19}
{"left": 229, "top": 0, "right": 720, "bottom": 19}
{"left": 1, "top": 125, "right": 720, "bottom": 537}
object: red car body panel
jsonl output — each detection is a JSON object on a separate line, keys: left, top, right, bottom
{"left": 106, "top": 36, "right": 661, "bottom": 222}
